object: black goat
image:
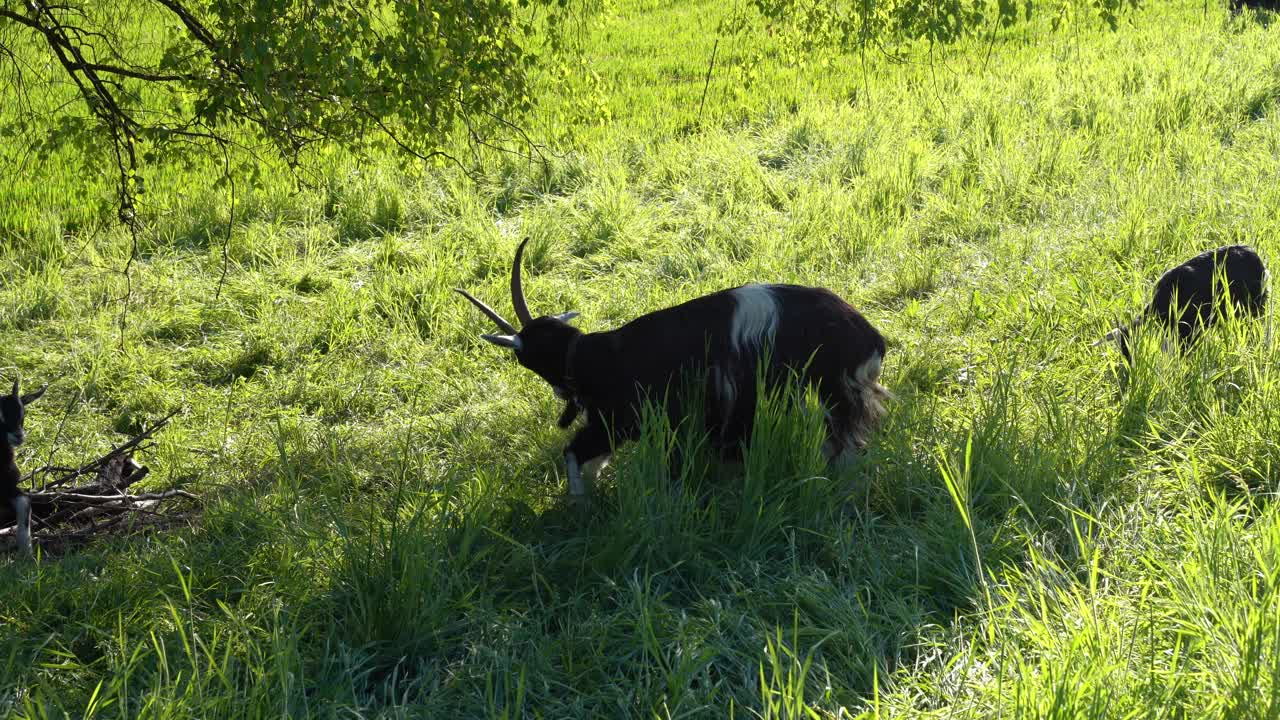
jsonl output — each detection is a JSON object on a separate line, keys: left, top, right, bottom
{"left": 1231, "top": 0, "right": 1280, "bottom": 12}
{"left": 1096, "top": 244, "right": 1268, "bottom": 364}
{"left": 457, "top": 240, "right": 890, "bottom": 497}
{"left": 2, "top": 377, "right": 47, "bottom": 553}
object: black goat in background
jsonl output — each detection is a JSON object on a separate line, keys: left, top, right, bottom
{"left": 1096, "top": 244, "right": 1268, "bottom": 364}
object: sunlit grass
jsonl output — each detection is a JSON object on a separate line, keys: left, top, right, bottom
{"left": 2, "top": 0, "right": 1280, "bottom": 717}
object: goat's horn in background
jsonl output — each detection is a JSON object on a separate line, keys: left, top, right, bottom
{"left": 454, "top": 288, "right": 519, "bottom": 335}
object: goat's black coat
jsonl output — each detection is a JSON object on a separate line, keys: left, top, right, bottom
{"left": 1231, "top": 0, "right": 1280, "bottom": 12}
{"left": 1, "top": 392, "right": 27, "bottom": 508}
{"left": 1, "top": 438, "right": 21, "bottom": 516}
{"left": 544, "top": 285, "right": 887, "bottom": 467}
{"left": 458, "top": 243, "right": 889, "bottom": 494}
{"left": 1, "top": 379, "right": 45, "bottom": 551}
{"left": 1111, "top": 244, "right": 1268, "bottom": 363}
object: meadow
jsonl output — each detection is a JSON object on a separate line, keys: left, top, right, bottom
{"left": 2, "top": 0, "right": 1280, "bottom": 716}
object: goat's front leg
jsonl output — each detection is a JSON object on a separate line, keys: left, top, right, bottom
{"left": 565, "top": 421, "right": 612, "bottom": 498}
{"left": 11, "top": 495, "right": 31, "bottom": 554}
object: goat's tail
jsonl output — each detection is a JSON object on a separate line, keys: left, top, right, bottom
{"left": 823, "top": 351, "right": 892, "bottom": 463}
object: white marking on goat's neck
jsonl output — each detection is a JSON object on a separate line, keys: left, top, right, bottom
{"left": 729, "top": 284, "right": 779, "bottom": 354}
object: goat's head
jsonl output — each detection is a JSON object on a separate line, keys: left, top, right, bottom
{"left": 1093, "top": 324, "right": 1133, "bottom": 364}
{"left": 0, "top": 377, "right": 47, "bottom": 447}
{"left": 456, "top": 239, "right": 581, "bottom": 399}
{"left": 1095, "top": 320, "right": 1176, "bottom": 365}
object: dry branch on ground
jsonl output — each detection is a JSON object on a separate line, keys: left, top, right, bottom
{"left": 0, "top": 412, "right": 194, "bottom": 553}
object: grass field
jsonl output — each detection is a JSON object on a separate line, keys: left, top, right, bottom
{"left": 3, "top": 0, "right": 1280, "bottom": 717}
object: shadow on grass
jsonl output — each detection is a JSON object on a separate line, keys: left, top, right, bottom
{"left": 312, "top": 361, "right": 1129, "bottom": 716}
{"left": 0, "top": 350, "right": 1189, "bottom": 717}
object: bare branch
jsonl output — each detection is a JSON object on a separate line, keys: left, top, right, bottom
{"left": 147, "top": 0, "right": 219, "bottom": 54}
{"left": 67, "top": 61, "right": 194, "bottom": 83}
{"left": 348, "top": 101, "right": 475, "bottom": 181}
{"left": 0, "top": 7, "right": 43, "bottom": 32}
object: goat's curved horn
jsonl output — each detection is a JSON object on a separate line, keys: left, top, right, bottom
{"left": 20, "top": 382, "right": 47, "bottom": 406}
{"left": 511, "top": 238, "right": 533, "bottom": 326}
{"left": 454, "top": 288, "right": 519, "bottom": 335}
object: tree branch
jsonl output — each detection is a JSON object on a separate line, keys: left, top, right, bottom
{"left": 147, "top": 0, "right": 219, "bottom": 56}
{"left": 67, "top": 61, "right": 194, "bottom": 83}
{"left": 0, "top": 7, "right": 42, "bottom": 32}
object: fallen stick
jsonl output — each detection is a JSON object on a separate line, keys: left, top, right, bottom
{"left": 31, "top": 489, "right": 196, "bottom": 504}
{"left": 23, "top": 410, "right": 177, "bottom": 490}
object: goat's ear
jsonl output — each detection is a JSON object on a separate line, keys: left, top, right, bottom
{"left": 20, "top": 383, "right": 48, "bottom": 406}
{"left": 481, "top": 334, "right": 522, "bottom": 350}
{"left": 1091, "top": 328, "right": 1122, "bottom": 347}
{"left": 553, "top": 311, "right": 579, "bottom": 323}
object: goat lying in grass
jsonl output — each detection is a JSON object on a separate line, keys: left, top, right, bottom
{"left": 457, "top": 240, "right": 891, "bottom": 497}
{"left": 2, "top": 377, "right": 47, "bottom": 554}
{"left": 1096, "top": 244, "right": 1268, "bottom": 364}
